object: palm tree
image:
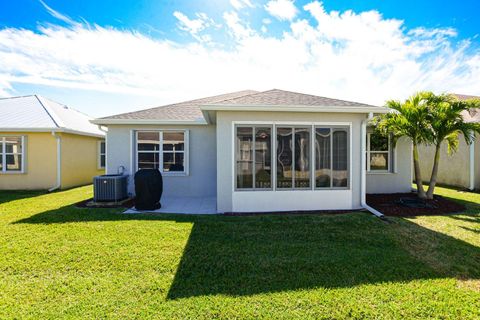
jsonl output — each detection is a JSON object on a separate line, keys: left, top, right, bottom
{"left": 424, "top": 94, "right": 480, "bottom": 199}
{"left": 375, "top": 92, "right": 432, "bottom": 199}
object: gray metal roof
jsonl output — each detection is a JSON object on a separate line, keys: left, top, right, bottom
{"left": 0, "top": 95, "right": 104, "bottom": 137}
{"left": 99, "top": 89, "right": 380, "bottom": 122}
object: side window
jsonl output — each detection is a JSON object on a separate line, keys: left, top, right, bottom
{"left": 99, "top": 141, "right": 106, "bottom": 169}
{"left": 0, "top": 136, "right": 24, "bottom": 173}
{"left": 367, "top": 132, "right": 391, "bottom": 172}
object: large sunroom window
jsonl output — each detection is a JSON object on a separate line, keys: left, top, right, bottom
{"left": 276, "top": 127, "right": 311, "bottom": 189}
{"left": 236, "top": 126, "right": 272, "bottom": 189}
{"left": 235, "top": 125, "right": 349, "bottom": 191}
{"left": 314, "top": 128, "right": 349, "bottom": 188}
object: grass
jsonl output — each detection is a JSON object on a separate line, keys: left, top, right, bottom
{"left": 0, "top": 185, "right": 479, "bottom": 319}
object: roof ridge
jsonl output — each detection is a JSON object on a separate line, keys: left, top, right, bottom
{"left": 35, "top": 95, "right": 65, "bottom": 128}
{"left": 0, "top": 94, "right": 37, "bottom": 100}
{"left": 210, "top": 88, "right": 377, "bottom": 107}
{"left": 208, "top": 89, "right": 262, "bottom": 104}
{"left": 39, "top": 95, "right": 93, "bottom": 119}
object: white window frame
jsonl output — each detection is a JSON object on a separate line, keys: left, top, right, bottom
{"left": 135, "top": 130, "right": 189, "bottom": 176}
{"left": 98, "top": 140, "right": 106, "bottom": 169}
{"left": 366, "top": 132, "right": 391, "bottom": 173}
{"left": 0, "top": 136, "right": 26, "bottom": 174}
{"left": 232, "top": 122, "right": 352, "bottom": 192}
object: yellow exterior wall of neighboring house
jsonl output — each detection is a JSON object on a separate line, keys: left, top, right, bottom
{"left": 60, "top": 133, "right": 105, "bottom": 189}
{"left": 0, "top": 132, "right": 57, "bottom": 190}
{"left": 0, "top": 131, "right": 104, "bottom": 190}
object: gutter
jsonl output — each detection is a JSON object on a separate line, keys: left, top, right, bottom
{"left": 48, "top": 132, "right": 62, "bottom": 192}
{"left": 200, "top": 104, "right": 390, "bottom": 114}
{"left": 469, "top": 132, "right": 475, "bottom": 190}
{"left": 360, "top": 112, "right": 385, "bottom": 218}
{"left": 0, "top": 128, "right": 104, "bottom": 138}
{"left": 90, "top": 119, "right": 208, "bottom": 126}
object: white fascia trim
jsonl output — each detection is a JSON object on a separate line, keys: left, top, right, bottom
{"left": 0, "top": 128, "right": 105, "bottom": 138}
{"left": 90, "top": 119, "right": 208, "bottom": 125}
{"left": 200, "top": 104, "right": 390, "bottom": 114}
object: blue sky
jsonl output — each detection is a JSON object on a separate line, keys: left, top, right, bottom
{"left": 0, "top": 0, "right": 479, "bottom": 117}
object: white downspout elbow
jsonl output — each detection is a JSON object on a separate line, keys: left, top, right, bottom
{"left": 361, "top": 113, "right": 384, "bottom": 218}
{"left": 469, "top": 132, "right": 475, "bottom": 191}
{"left": 48, "top": 131, "right": 62, "bottom": 192}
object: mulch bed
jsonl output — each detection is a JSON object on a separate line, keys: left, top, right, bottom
{"left": 75, "top": 198, "right": 135, "bottom": 209}
{"left": 367, "top": 192, "right": 465, "bottom": 217}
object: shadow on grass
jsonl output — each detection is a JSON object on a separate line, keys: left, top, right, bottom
{"left": 13, "top": 200, "right": 480, "bottom": 299}
{"left": 0, "top": 190, "right": 46, "bottom": 205}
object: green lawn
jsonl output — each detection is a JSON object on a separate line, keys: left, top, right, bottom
{"left": 0, "top": 186, "right": 479, "bottom": 319}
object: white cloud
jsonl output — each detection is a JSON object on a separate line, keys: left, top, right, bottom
{"left": 39, "top": 0, "right": 78, "bottom": 26}
{"left": 265, "top": 0, "right": 298, "bottom": 21}
{"left": 230, "top": 0, "right": 254, "bottom": 10}
{"left": 173, "top": 11, "right": 217, "bottom": 42}
{"left": 223, "top": 11, "right": 255, "bottom": 39}
{"left": 262, "top": 18, "right": 272, "bottom": 25}
{"left": 0, "top": 0, "right": 479, "bottom": 111}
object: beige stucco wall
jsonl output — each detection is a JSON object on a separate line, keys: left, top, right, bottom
{"left": 60, "top": 133, "right": 105, "bottom": 189}
{"left": 0, "top": 132, "right": 57, "bottom": 190}
{"left": 417, "top": 136, "right": 470, "bottom": 188}
{"left": 475, "top": 139, "right": 480, "bottom": 190}
{"left": 418, "top": 134, "right": 480, "bottom": 190}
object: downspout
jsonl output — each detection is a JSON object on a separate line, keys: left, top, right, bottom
{"left": 469, "top": 132, "right": 475, "bottom": 191}
{"left": 360, "top": 113, "right": 385, "bottom": 218}
{"left": 48, "top": 131, "right": 62, "bottom": 192}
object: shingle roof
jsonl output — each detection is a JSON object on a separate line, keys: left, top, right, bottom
{"left": 453, "top": 93, "right": 480, "bottom": 101}
{"left": 211, "top": 89, "right": 377, "bottom": 108}
{"left": 453, "top": 93, "right": 480, "bottom": 123}
{"left": 100, "top": 90, "right": 258, "bottom": 121}
{"left": 0, "top": 95, "right": 104, "bottom": 137}
{"left": 99, "top": 89, "right": 379, "bottom": 122}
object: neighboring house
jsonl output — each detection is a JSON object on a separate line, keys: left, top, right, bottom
{"left": 92, "top": 89, "right": 412, "bottom": 213}
{"left": 0, "top": 95, "right": 105, "bottom": 190}
{"left": 418, "top": 94, "right": 480, "bottom": 190}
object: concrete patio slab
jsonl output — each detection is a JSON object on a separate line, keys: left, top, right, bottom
{"left": 123, "top": 196, "right": 218, "bottom": 215}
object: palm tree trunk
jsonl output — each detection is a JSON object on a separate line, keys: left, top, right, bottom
{"left": 426, "top": 144, "right": 441, "bottom": 200}
{"left": 413, "top": 143, "right": 426, "bottom": 199}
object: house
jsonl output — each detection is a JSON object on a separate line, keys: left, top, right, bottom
{"left": 0, "top": 95, "right": 105, "bottom": 190}
{"left": 92, "top": 89, "right": 412, "bottom": 213}
{"left": 418, "top": 94, "right": 480, "bottom": 190}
